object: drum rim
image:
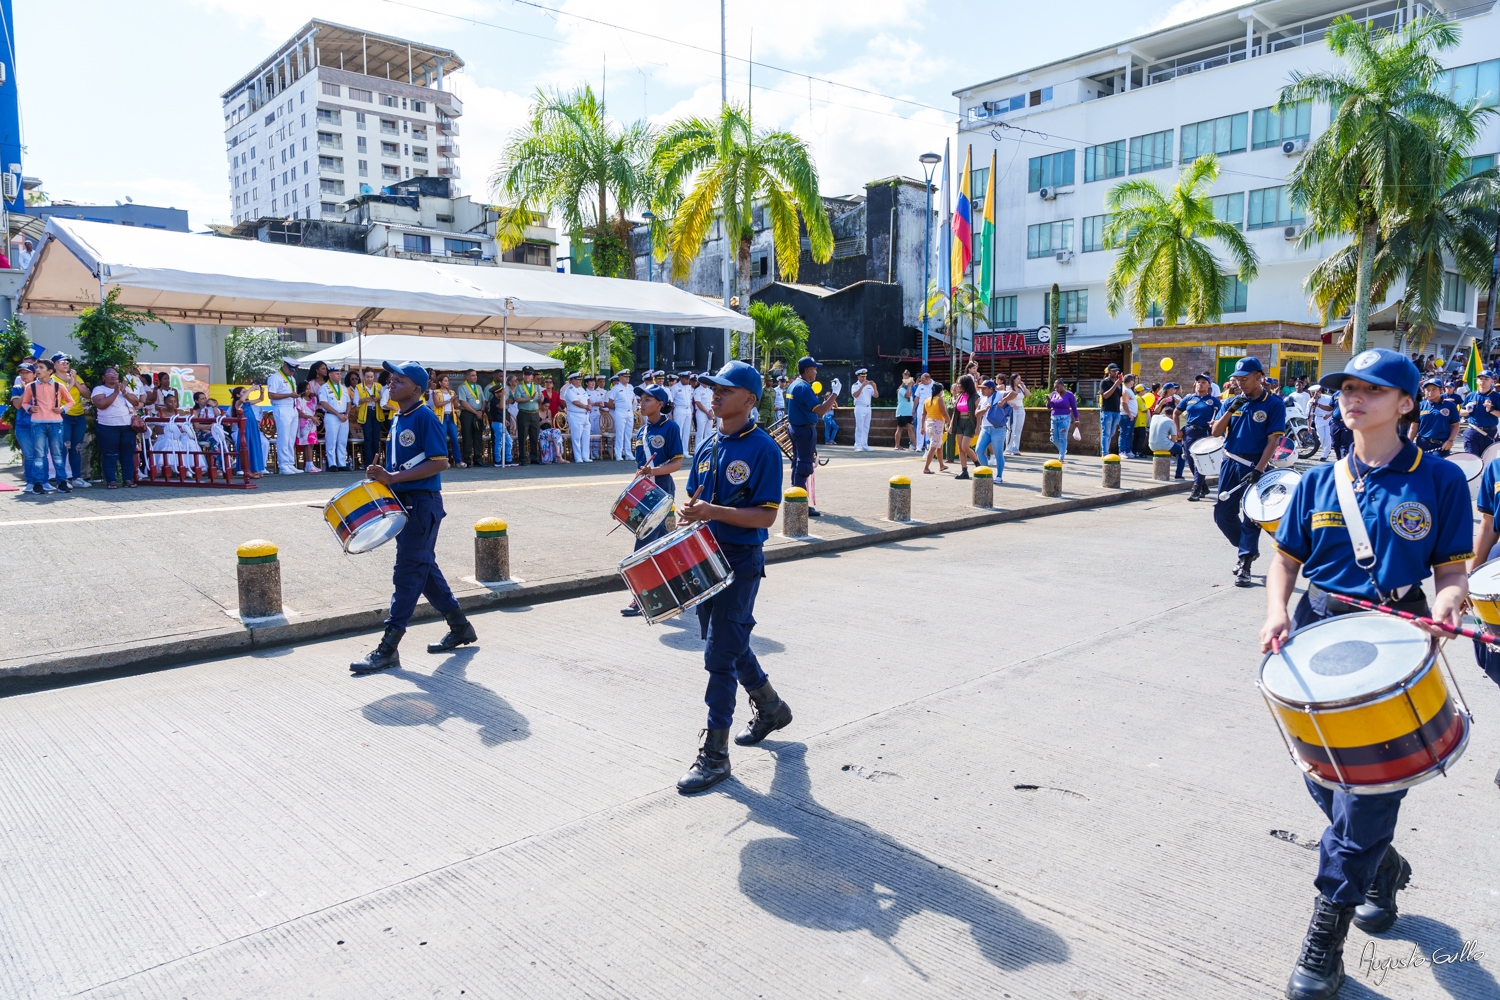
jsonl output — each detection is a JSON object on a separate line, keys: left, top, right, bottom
{"left": 1258, "top": 611, "right": 1439, "bottom": 710}
{"left": 1297, "top": 715, "right": 1469, "bottom": 794}
{"left": 640, "top": 574, "right": 734, "bottom": 624}
{"left": 619, "top": 523, "right": 716, "bottom": 567}
{"left": 1243, "top": 469, "right": 1300, "bottom": 520}
{"left": 1189, "top": 437, "right": 1224, "bottom": 454}
{"left": 1468, "top": 560, "right": 1500, "bottom": 599}
{"left": 324, "top": 478, "right": 406, "bottom": 554}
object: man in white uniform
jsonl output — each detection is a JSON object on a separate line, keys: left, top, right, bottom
{"left": 318, "top": 367, "right": 351, "bottom": 470}
{"left": 267, "top": 357, "right": 302, "bottom": 474}
{"left": 773, "top": 376, "right": 787, "bottom": 423}
{"left": 608, "top": 370, "right": 636, "bottom": 460}
{"left": 1310, "top": 384, "right": 1335, "bottom": 460}
{"left": 561, "top": 372, "right": 592, "bottom": 462}
{"left": 692, "top": 373, "right": 715, "bottom": 444}
{"left": 586, "top": 375, "right": 606, "bottom": 459}
{"left": 850, "top": 368, "right": 878, "bottom": 450}
{"left": 912, "top": 372, "right": 934, "bottom": 451}
{"left": 670, "top": 371, "right": 695, "bottom": 450}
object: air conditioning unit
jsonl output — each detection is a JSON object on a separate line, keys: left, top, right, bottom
{"left": 1, "top": 172, "right": 16, "bottom": 202}
{"left": 1039, "top": 187, "right": 1056, "bottom": 201}
{"left": 1282, "top": 138, "right": 1308, "bottom": 155}
{"left": 1284, "top": 224, "right": 1304, "bottom": 241}
{"left": 1054, "top": 249, "right": 1074, "bottom": 263}
{"left": 1151, "top": 316, "right": 1165, "bottom": 327}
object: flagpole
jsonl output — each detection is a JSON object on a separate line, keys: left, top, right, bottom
{"left": 939, "top": 139, "right": 952, "bottom": 371}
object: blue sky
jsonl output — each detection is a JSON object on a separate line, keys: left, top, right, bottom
{"left": 16, "top": 0, "right": 1235, "bottom": 228}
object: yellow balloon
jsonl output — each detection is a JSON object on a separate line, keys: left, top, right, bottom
{"left": 1159, "top": 357, "right": 1174, "bottom": 371}
{"left": 812, "top": 381, "right": 823, "bottom": 394}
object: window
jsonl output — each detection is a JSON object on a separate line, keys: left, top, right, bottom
{"left": 1081, "top": 214, "right": 1114, "bottom": 252}
{"left": 357, "top": 136, "right": 368, "bottom": 153}
{"left": 356, "top": 112, "right": 367, "bottom": 129}
{"left": 304, "top": 183, "right": 309, "bottom": 197}
{"left": 412, "top": 147, "right": 429, "bottom": 163}
{"left": 1180, "top": 113, "right": 1248, "bottom": 162}
{"left": 381, "top": 119, "right": 399, "bottom": 135}
{"left": 1043, "top": 289, "right": 1088, "bottom": 324}
{"left": 381, "top": 141, "right": 400, "bottom": 157}
{"left": 349, "top": 88, "right": 373, "bottom": 103}
{"left": 382, "top": 164, "right": 401, "bottom": 181}
{"left": 412, "top": 125, "right": 428, "bottom": 140}
{"left": 403, "top": 144, "right": 409, "bottom": 156}
{"left": 989, "top": 295, "right": 1017, "bottom": 328}
{"left": 319, "top": 155, "right": 343, "bottom": 173}
{"left": 445, "top": 238, "right": 482, "bottom": 255}
{"left": 403, "top": 234, "right": 431, "bottom": 254}
{"left": 435, "top": 213, "right": 454, "bottom": 224}
{"left": 321, "top": 201, "right": 338, "bottom": 216}
{"left": 1247, "top": 185, "right": 1304, "bottom": 229}
{"left": 1027, "top": 220, "right": 1073, "bottom": 258}
{"left": 264, "top": 113, "right": 276, "bottom": 127}
{"left": 358, "top": 160, "right": 368, "bottom": 177}
{"left": 300, "top": 91, "right": 305, "bottom": 106}
{"left": 1029, "top": 86, "right": 1054, "bottom": 107}
{"left": 1252, "top": 100, "right": 1312, "bottom": 149}
{"left": 411, "top": 100, "right": 426, "bottom": 113}
{"left": 1211, "top": 192, "right": 1245, "bottom": 228}
{"left": 1463, "top": 154, "right": 1496, "bottom": 177}
{"left": 1129, "top": 129, "right": 1173, "bottom": 173}
{"left": 1443, "top": 272, "right": 1468, "bottom": 312}
{"left": 321, "top": 82, "right": 340, "bottom": 97}
{"left": 316, "top": 108, "right": 341, "bottom": 126}
{"left": 1027, "top": 151, "right": 1075, "bottom": 192}
{"left": 1220, "top": 275, "right": 1248, "bottom": 313}
{"left": 1084, "top": 140, "right": 1126, "bottom": 182}
{"left": 502, "top": 243, "right": 553, "bottom": 267}
{"left": 1433, "top": 58, "right": 1500, "bottom": 109}
{"left": 319, "top": 178, "right": 344, "bottom": 196}
{"left": 380, "top": 94, "right": 399, "bottom": 108}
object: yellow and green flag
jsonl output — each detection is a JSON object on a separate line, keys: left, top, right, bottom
{"left": 978, "top": 149, "right": 996, "bottom": 312}
{"left": 1466, "top": 336, "right": 1482, "bottom": 392}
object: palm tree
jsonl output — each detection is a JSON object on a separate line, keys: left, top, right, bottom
{"left": 490, "top": 85, "right": 651, "bottom": 272}
{"left": 1281, "top": 16, "right": 1479, "bottom": 352}
{"left": 748, "top": 301, "right": 809, "bottom": 368}
{"left": 1104, "top": 154, "right": 1259, "bottom": 326}
{"left": 653, "top": 102, "right": 834, "bottom": 314}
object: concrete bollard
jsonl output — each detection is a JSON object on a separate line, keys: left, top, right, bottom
{"left": 474, "top": 518, "right": 510, "bottom": 583}
{"left": 1041, "top": 459, "right": 1063, "bottom": 498}
{"left": 971, "top": 465, "right": 995, "bottom": 507}
{"left": 888, "top": 475, "right": 912, "bottom": 522}
{"left": 1101, "top": 453, "right": 1121, "bottom": 489}
{"left": 236, "top": 539, "right": 283, "bottom": 620}
{"left": 782, "top": 487, "right": 809, "bottom": 537}
{"left": 1152, "top": 450, "right": 1172, "bottom": 482}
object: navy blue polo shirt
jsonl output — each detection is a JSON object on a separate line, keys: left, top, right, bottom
{"left": 1480, "top": 457, "right": 1500, "bottom": 518}
{"left": 1464, "top": 388, "right": 1500, "bottom": 427}
{"left": 1178, "top": 392, "right": 1217, "bottom": 428}
{"left": 386, "top": 403, "right": 448, "bottom": 492}
{"left": 1216, "top": 389, "right": 1286, "bottom": 459}
{"left": 1275, "top": 443, "right": 1473, "bottom": 599}
{"left": 686, "top": 420, "right": 784, "bottom": 546}
{"left": 633, "top": 415, "right": 683, "bottom": 494}
{"left": 787, "top": 378, "right": 818, "bottom": 426}
{"left": 1416, "top": 399, "right": 1459, "bottom": 441}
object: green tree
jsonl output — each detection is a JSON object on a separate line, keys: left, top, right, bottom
{"left": 1281, "top": 15, "right": 1480, "bottom": 352}
{"left": 1104, "top": 154, "right": 1259, "bottom": 326}
{"left": 71, "top": 288, "right": 162, "bottom": 390}
{"left": 653, "top": 102, "right": 833, "bottom": 311}
{"left": 225, "top": 326, "right": 286, "bottom": 383}
{"left": 550, "top": 323, "right": 635, "bottom": 378}
{"left": 747, "top": 301, "right": 808, "bottom": 368}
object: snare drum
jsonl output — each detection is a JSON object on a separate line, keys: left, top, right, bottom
{"left": 1241, "top": 469, "right": 1301, "bottom": 533}
{"left": 618, "top": 525, "right": 734, "bottom": 624}
{"left": 612, "top": 476, "right": 673, "bottom": 539}
{"left": 1446, "top": 451, "right": 1483, "bottom": 483}
{"left": 1189, "top": 436, "right": 1224, "bottom": 477}
{"left": 1259, "top": 613, "right": 1470, "bottom": 793}
{"left": 1269, "top": 436, "right": 1298, "bottom": 470}
{"left": 324, "top": 479, "right": 407, "bottom": 553}
{"left": 1482, "top": 441, "right": 1500, "bottom": 466}
{"left": 1469, "top": 560, "right": 1500, "bottom": 626}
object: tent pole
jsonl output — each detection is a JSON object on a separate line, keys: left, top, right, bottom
{"left": 501, "top": 313, "right": 509, "bottom": 474}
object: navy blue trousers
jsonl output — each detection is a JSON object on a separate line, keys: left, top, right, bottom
{"left": 790, "top": 424, "right": 816, "bottom": 489}
{"left": 1213, "top": 460, "right": 1261, "bottom": 558}
{"left": 1291, "top": 594, "right": 1406, "bottom": 905}
{"left": 1180, "top": 425, "right": 1209, "bottom": 490}
{"left": 1464, "top": 425, "right": 1497, "bottom": 456}
{"left": 696, "top": 541, "right": 769, "bottom": 730}
{"left": 385, "top": 490, "right": 460, "bottom": 631}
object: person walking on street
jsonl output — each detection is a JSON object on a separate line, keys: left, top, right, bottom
{"left": 921, "top": 381, "right": 950, "bottom": 474}
{"left": 1211, "top": 356, "right": 1286, "bottom": 587}
{"left": 950, "top": 374, "right": 981, "bottom": 479}
{"left": 893, "top": 372, "right": 915, "bottom": 450}
{"left": 787, "top": 356, "right": 836, "bottom": 515}
{"left": 850, "top": 368, "right": 878, "bottom": 451}
{"left": 1007, "top": 373, "right": 1028, "bottom": 455}
{"left": 975, "top": 378, "right": 1011, "bottom": 478}
{"left": 1048, "top": 379, "right": 1078, "bottom": 460}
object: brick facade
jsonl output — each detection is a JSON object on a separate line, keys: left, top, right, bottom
{"left": 1132, "top": 320, "right": 1323, "bottom": 385}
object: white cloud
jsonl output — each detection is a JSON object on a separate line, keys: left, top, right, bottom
{"left": 1141, "top": 0, "right": 1247, "bottom": 32}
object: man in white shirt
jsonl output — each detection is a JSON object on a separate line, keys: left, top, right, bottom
{"left": 670, "top": 371, "right": 695, "bottom": 449}
{"left": 318, "top": 366, "right": 351, "bottom": 470}
{"left": 692, "top": 374, "right": 715, "bottom": 444}
{"left": 850, "top": 368, "right": 878, "bottom": 450}
{"left": 585, "top": 375, "right": 606, "bottom": 460}
{"left": 607, "top": 370, "right": 636, "bottom": 460}
{"left": 773, "top": 376, "right": 787, "bottom": 423}
{"left": 1284, "top": 379, "right": 1311, "bottom": 421}
{"left": 267, "top": 357, "right": 302, "bottom": 474}
{"left": 912, "top": 372, "right": 934, "bottom": 451}
{"left": 561, "top": 371, "right": 592, "bottom": 462}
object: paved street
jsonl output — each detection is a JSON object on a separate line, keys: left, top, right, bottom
{"left": 3, "top": 499, "right": 1499, "bottom": 998}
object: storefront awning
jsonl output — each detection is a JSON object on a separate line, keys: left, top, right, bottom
{"left": 1062, "top": 330, "right": 1132, "bottom": 354}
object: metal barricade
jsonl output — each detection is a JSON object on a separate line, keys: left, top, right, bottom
{"left": 137, "top": 415, "right": 258, "bottom": 489}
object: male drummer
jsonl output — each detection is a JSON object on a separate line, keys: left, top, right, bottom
{"left": 1460, "top": 369, "right": 1500, "bottom": 455}
{"left": 1209, "top": 357, "right": 1286, "bottom": 587}
{"left": 786, "top": 356, "right": 836, "bottom": 517}
{"left": 1468, "top": 454, "right": 1500, "bottom": 755}
{"left": 1260, "top": 348, "right": 1471, "bottom": 1000}
{"left": 1409, "top": 378, "right": 1460, "bottom": 454}
{"left": 351, "top": 361, "right": 478, "bottom": 674}
{"left": 675, "top": 360, "right": 789, "bottom": 794}
{"left": 1177, "top": 372, "right": 1219, "bottom": 501}
{"left": 620, "top": 383, "right": 684, "bottom": 618}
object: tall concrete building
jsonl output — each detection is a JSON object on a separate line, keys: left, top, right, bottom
{"left": 221, "top": 20, "right": 463, "bottom": 226}
{"left": 952, "top": 0, "right": 1500, "bottom": 376}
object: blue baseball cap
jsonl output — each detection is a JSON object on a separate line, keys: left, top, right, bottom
{"left": 1324, "top": 348, "right": 1420, "bottom": 398}
{"left": 796, "top": 355, "right": 820, "bottom": 374}
{"left": 699, "top": 360, "right": 764, "bottom": 399}
{"left": 382, "top": 360, "right": 430, "bottom": 391}
{"left": 634, "top": 384, "right": 670, "bottom": 404}
{"left": 1231, "top": 357, "right": 1265, "bottom": 377}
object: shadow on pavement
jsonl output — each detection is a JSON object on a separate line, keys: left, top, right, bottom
{"left": 1365, "top": 913, "right": 1500, "bottom": 999}
{"left": 361, "top": 647, "right": 531, "bottom": 747}
{"left": 652, "top": 611, "right": 785, "bottom": 654}
{"left": 723, "top": 743, "right": 1068, "bottom": 976}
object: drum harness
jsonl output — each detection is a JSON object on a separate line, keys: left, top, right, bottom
{"left": 1321, "top": 455, "right": 1414, "bottom": 612}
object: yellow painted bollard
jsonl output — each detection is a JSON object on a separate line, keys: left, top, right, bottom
{"left": 1102, "top": 453, "right": 1121, "bottom": 489}
{"left": 972, "top": 465, "right": 995, "bottom": 507}
{"left": 888, "top": 475, "right": 912, "bottom": 522}
{"left": 1041, "top": 459, "right": 1063, "bottom": 498}
{"left": 236, "top": 539, "right": 282, "bottom": 620}
{"left": 1152, "top": 450, "right": 1172, "bottom": 482}
{"left": 475, "top": 518, "right": 510, "bottom": 584}
{"left": 782, "top": 487, "right": 809, "bottom": 537}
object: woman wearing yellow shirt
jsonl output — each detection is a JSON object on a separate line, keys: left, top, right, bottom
{"left": 921, "top": 381, "right": 950, "bottom": 475}
{"left": 354, "top": 367, "right": 386, "bottom": 466}
{"left": 431, "top": 373, "right": 464, "bottom": 466}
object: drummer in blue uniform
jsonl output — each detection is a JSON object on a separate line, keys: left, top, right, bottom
{"left": 675, "top": 360, "right": 790, "bottom": 794}
{"left": 1260, "top": 348, "right": 1472, "bottom": 1000}
{"left": 1209, "top": 356, "right": 1287, "bottom": 587}
{"left": 1460, "top": 369, "right": 1500, "bottom": 455}
{"left": 786, "top": 356, "right": 836, "bottom": 517}
{"left": 620, "top": 383, "right": 684, "bottom": 618}
{"left": 1409, "top": 378, "right": 1460, "bottom": 454}
{"left": 1468, "top": 452, "right": 1500, "bottom": 762}
{"left": 351, "top": 361, "right": 478, "bottom": 674}
{"left": 1177, "top": 372, "right": 1219, "bottom": 501}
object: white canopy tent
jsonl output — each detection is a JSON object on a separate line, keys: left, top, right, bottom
{"left": 296, "top": 334, "right": 562, "bottom": 371}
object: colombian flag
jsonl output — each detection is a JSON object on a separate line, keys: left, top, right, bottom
{"left": 950, "top": 145, "right": 972, "bottom": 292}
{"left": 978, "top": 149, "right": 996, "bottom": 310}
{"left": 1466, "top": 335, "right": 1481, "bottom": 392}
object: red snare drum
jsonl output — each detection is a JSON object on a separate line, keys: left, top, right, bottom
{"left": 618, "top": 525, "right": 734, "bottom": 624}
{"left": 612, "top": 476, "right": 673, "bottom": 539}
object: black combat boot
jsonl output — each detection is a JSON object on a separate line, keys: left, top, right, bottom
{"left": 1285, "top": 894, "right": 1355, "bottom": 1000}
{"left": 677, "top": 729, "right": 731, "bottom": 794}
{"left": 351, "top": 626, "right": 404, "bottom": 674}
{"left": 1235, "top": 553, "right": 1255, "bottom": 587}
{"left": 1354, "top": 845, "right": 1412, "bottom": 933}
{"left": 426, "top": 610, "right": 478, "bottom": 653}
{"left": 734, "top": 682, "right": 793, "bottom": 746}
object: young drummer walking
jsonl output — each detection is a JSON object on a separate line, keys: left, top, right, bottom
{"left": 1259, "top": 349, "right": 1472, "bottom": 1000}
{"left": 620, "top": 383, "right": 684, "bottom": 618}
{"left": 675, "top": 361, "right": 790, "bottom": 794}
{"left": 351, "top": 362, "right": 478, "bottom": 674}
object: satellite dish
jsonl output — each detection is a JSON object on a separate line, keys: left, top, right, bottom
{"left": 1037, "top": 325, "right": 1052, "bottom": 343}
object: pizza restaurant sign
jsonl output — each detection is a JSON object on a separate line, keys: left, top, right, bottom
{"left": 972, "top": 328, "right": 1065, "bottom": 356}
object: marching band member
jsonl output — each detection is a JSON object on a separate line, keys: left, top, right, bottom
{"left": 1409, "top": 378, "right": 1460, "bottom": 454}
{"left": 676, "top": 361, "right": 789, "bottom": 794}
{"left": 620, "top": 383, "right": 683, "bottom": 619}
{"left": 1209, "top": 357, "right": 1286, "bottom": 587}
{"left": 1260, "top": 349, "right": 1471, "bottom": 1000}
{"left": 786, "top": 356, "right": 835, "bottom": 518}
{"left": 1461, "top": 369, "right": 1500, "bottom": 456}
{"left": 1177, "top": 373, "right": 1218, "bottom": 501}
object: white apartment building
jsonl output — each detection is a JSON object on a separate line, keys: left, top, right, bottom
{"left": 221, "top": 20, "right": 463, "bottom": 226}
{"left": 953, "top": 0, "right": 1500, "bottom": 371}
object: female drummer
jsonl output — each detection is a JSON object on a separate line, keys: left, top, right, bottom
{"left": 619, "top": 383, "right": 684, "bottom": 618}
{"left": 1260, "top": 348, "right": 1472, "bottom": 1000}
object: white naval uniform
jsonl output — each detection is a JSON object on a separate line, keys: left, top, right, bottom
{"left": 267, "top": 370, "right": 301, "bottom": 474}
{"left": 851, "top": 381, "right": 876, "bottom": 450}
{"left": 670, "top": 382, "right": 694, "bottom": 449}
{"left": 318, "top": 380, "right": 350, "bottom": 468}
{"left": 562, "top": 384, "right": 592, "bottom": 461}
{"left": 587, "top": 386, "right": 606, "bottom": 459}
{"left": 609, "top": 382, "right": 636, "bottom": 459}
{"left": 692, "top": 383, "right": 715, "bottom": 448}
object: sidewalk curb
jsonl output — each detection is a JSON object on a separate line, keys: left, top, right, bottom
{"left": 1, "top": 479, "right": 1191, "bottom": 689}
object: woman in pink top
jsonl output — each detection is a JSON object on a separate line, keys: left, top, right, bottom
{"left": 21, "top": 358, "right": 74, "bottom": 493}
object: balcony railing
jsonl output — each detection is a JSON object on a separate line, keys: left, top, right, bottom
{"left": 437, "top": 143, "right": 459, "bottom": 158}
{"left": 436, "top": 115, "right": 459, "bottom": 135}
{"left": 437, "top": 165, "right": 462, "bottom": 179}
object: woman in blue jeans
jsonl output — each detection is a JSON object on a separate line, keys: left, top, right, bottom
{"left": 975, "top": 379, "right": 1009, "bottom": 479}
{"left": 1048, "top": 379, "right": 1078, "bottom": 460}
{"left": 10, "top": 363, "right": 39, "bottom": 490}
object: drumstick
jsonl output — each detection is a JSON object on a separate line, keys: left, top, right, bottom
{"left": 1329, "top": 593, "right": 1500, "bottom": 645}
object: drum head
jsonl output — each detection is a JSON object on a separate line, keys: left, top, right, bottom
{"left": 1482, "top": 441, "right": 1500, "bottom": 466}
{"left": 1190, "top": 437, "right": 1223, "bottom": 457}
{"left": 1447, "top": 451, "right": 1483, "bottom": 483}
{"left": 1261, "top": 612, "right": 1433, "bottom": 707}
{"left": 1243, "top": 469, "right": 1300, "bottom": 524}
{"left": 346, "top": 512, "right": 407, "bottom": 553}
{"left": 1469, "top": 558, "right": 1500, "bottom": 598}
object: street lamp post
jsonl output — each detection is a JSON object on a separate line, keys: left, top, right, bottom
{"left": 918, "top": 152, "right": 942, "bottom": 375}
{"left": 643, "top": 210, "right": 655, "bottom": 373}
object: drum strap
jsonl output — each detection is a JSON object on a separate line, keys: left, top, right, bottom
{"left": 1333, "top": 456, "right": 1408, "bottom": 603}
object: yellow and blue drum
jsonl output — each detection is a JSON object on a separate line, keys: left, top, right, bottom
{"left": 1469, "top": 561, "right": 1500, "bottom": 626}
{"left": 1260, "top": 613, "right": 1470, "bottom": 793}
{"left": 324, "top": 480, "right": 407, "bottom": 554}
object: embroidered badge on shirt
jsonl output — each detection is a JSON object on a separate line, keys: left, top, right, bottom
{"left": 1389, "top": 501, "right": 1432, "bottom": 541}
{"left": 726, "top": 459, "right": 750, "bottom": 484}
{"left": 1252, "top": 410, "right": 1267, "bottom": 422}
{"left": 398, "top": 429, "right": 416, "bottom": 447}
{"left": 649, "top": 434, "right": 665, "bottom": 449}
